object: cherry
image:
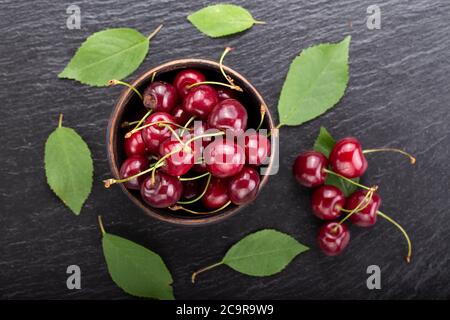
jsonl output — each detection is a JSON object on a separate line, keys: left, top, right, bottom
{"left": 293, "top": 151, "right": 328, "bottom": 187}
{"left": 172, "top": 105, "right": 190, "bottom": 126}
{"left": 228, "top": 166, "right": 260, "bottom": 205}
{"left": 244, "top": 133, "right": 270, "bottom": 166}
{"left": 174, "top": 69, "right": 206, "bottom": 98}
{"left": 141, "top": 112, "right": 176, "bottom": 153}
{"left": 143, "top": 81, "right": 178, "bottom": 113}
{"left": 317, "top": 222, "right": 350, "bottom": 256}
{"left": 124, "top": 131, "right": 147, "bottom": 157}
{"left": 346, "top": 190, "right": 381, "bottom": 227}
{"left": 311, "top": 185, "right": 345, "bottom": 220}
{"left": 140, "top": 172, "right": 183, "bottom": 208}
{"left": 329, "top": 137, "right": 368, "bottom": 179}
{"left": 207, "top": 99, "right": 248, "bottom": 135}
{"left": 204, "top": 139, "right": 245, "bottom": 178}
{"left": 119, "top": 155, "right": 149, "bottom": 190}
{"left": 158, "top": 136, "right": 198, "bottom": 177}
{"left": 201, "top": 177, "right": 230, "bottom": 210}
{"left": 182, "top": 179, "right": 200, "bottom": 200}
{"left": 217, "top": 87, "right": 237, "bottom": 101}
{"left": 183, "top": 85, "right": 219, "bottom": 119}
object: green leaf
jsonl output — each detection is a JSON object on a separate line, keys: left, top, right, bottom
{"left": 187, "top": 4, "right": 264, "bottom": 38}
{"left": 278, "top": 36, "right": 351, "bottom": 126}
{"left": 102, "top": 233, "right": 174, "bottom": 300}
{"left": 59, "top": 28, "right": 150, "bottom": 86}
{"left": 313, "top": 126, "right": 359, "bottom": 196}
{"left": 224, "top": 229, "right": 308, "bottom": 276}
{"left": 44, "top": 116, "right": 93, "bottom": 215}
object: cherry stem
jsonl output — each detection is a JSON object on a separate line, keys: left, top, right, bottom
{"left": 125, "top": 120, "right": 188, "bottom": 138}
{"left": 179, "top": 172, "right": 210, "bottom": 181}
{"left": 108, "top": 79, "right": 143, "bottom": 100}
{"left": 218, "top": 47, "right": 243, "bottom": 92}
{"left": 151, "top": 72, "right": 157, "bottom": 83}
{"left": 323, "top": 169, "right": 373, "bottom": 191}
{"left": 180, "top": 116, "right": 196, "bottom": 136}
{"left": 103, "top": 162, "right": 163, "bottom": 188}
{"left": 363, "top": 148, "right": 416, "bottom": 164}
{"left": 97, "top": 215, "right": 106, "bottom": 236}
{"left": 256, "top": 105, "right": 266, "bottom": 131}
{"left": 132, "top": 110, "right": 153, "bottom": 131}
{"left": 148, "top": 24, "right": 163, "bottom": 40}
{"left": 121, "top": 120, "right": 139, "bottom": 128}
{"left": 58, "top": 114, "right": 63, "bottom": 128}
{"left": 191, "top": 261, "right": 224, "bottom": 284}
{"left": 187, "top": 81, "right": 242, "bottom": 92}
{"left": 177, "top": 174, "right": 211, "bottom": 205}
{"left": 165, "top": 125, "right": 183, "bottom": 144}
{"left": 377, "top": 210, "right": 412, "bottom": 263}
{"left": 333, "top": 187, "right": 378, "bottom": 232}
{"left": 170, "top": 200, "right": 231, "bottom": 215}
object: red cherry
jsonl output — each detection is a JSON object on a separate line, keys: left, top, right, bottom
{"left": 174, "top": 69, "right": 206, "bottom": 98}
{"left": 119, "top": 155, "right": 149, "bottom": 190}
{"left": 158, "top": 136, "right": 198, "bottom": 177}
{"left": 293, "top": 151, "right": 328, "bottom": 187}
{"left": 201, "top": 177, "right": 230, "bottom": 210}
{"left": 183, "top": 85, "right": 219, "bottom": 119}
{"left": 244, "top": 133, "right": 270, "bottom": 166}
{"left": 171, "top": 105, "right": 191, "bottom": 126}
{"left": 204, "top": 140, "right": 245, "bottom": 178}
{"left": 228, "top": 166, "right": 260, "bottom": 205}
{"left": 317, "top": 222, "right": 350, "bottom": 256}
{"left": 329, "top": 137, "right": 368, "bottom": 179}
{"left": 311, "top": 185, "right": 345, "bottom": 220}
{"left": 346, "top": 190, "right": 381, "bottom": 227}
{"left": 141, "top": 112, "right": 176, "bottom": 153}
{"left": 182, "top": 179, "right": 200, "bottom": 200}
{"left": 143, "top": 81, "right": 178, "bottom": 113}
{"left": 217, "top": 87, "right": 237, "bottom": 101}
{"left": 140, "top": 172, "right": 183, "bottom": 208}
{"left": 207, "top": 99, "right": 248, "bottom": 135}
{"left": 124, "top": 131, "right": 147, "bottom": 157}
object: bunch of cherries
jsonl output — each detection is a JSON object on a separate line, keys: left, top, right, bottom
{"left": 293, "top": 137, "right": 415, "bottom": 262}
{"left": 104, "top": 65, "right": 271, "bottom": 215}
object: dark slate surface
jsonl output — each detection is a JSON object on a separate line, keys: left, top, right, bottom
{"left": 1, "top": 0, "right": 449, "bottom": 299}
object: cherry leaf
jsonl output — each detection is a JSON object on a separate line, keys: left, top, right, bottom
{"left": 313, "top": 126, "right": 359, "bottom": 196}
{"left": 102, "top": 232, "right": 174, "bottom": 300}
{"left": 58, "top": 27, "right": 157, "bottom": 86}
{"left": 188, "top": 4, "right": 264, "bottom": 38}
{"left": 278, "top": 36, "right": 351, "bottom": 126}
{"left": 44, "top": 116, "right": 93, "bottom": 215}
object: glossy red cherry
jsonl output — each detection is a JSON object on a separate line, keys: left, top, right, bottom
{"left": 201, "top": 177, "right": 230, "bottom": 210}
{"left": 228, "top": 166, "right": 260, "bottom": 205}
{"left": 244, "top": 133, "right": 270, "bottom": 166}
{"left": 346, "top": 190, "right": 381, "bottom": 227}
{"left": 141, "top": 112, "right": 176, "bottom": 153}
{"left": 140, "top": 172, "right": 183, "bottom": 208}
{"left": 329, "top": 137, "right": 368, "bottom": 179}
{"left": 311, "top": 185, "right": 345, "bottom": 220}
{"left": 171, "top": 105, "right": 190, "bottom": 126}
{"left": 183, "top": 85, "right": 219, "bottom": 119}
{"left": 174, "top": 69, "right": 206, "bottom": 98}
{"left": 124, "top": 131, "right": 147, "bottom": 157}
{"left": 317, "top": 222, "right": 350, "bottom": 256}
{"left": 217, "top": 87, "right": 237, "bottom": 101}
{"left": 119, "top": 155, "right": 149, "bottom": 190}
{"left": 158, "top": 136, "right": 198, "bottom": 177}
{"left": 204, "top": 140, "right": 245, "bottom": 178}
{"left": 293, "top": 151, "right": 328, "bottom": 187}
{"left": 143, "top": 81, "right": 178, "bottom": 113}
{"left": 207, "top": 99, "right": 248, "bottom": 135}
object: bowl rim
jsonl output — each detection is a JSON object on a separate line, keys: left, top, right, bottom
{"left": 106, "top": 58, "right": 275, "bottom": 226}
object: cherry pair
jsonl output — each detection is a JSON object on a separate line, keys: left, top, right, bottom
{"left": 293, "top": 136, "right": 415, "bottom": 262}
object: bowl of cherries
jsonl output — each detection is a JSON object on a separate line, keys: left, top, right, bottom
{"left": 105, "top": 57, "right": 274, "bottom": 225}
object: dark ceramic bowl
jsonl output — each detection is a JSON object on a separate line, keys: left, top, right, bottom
{"left": 106, "top": 59, "right": 274, "bottom": 226}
